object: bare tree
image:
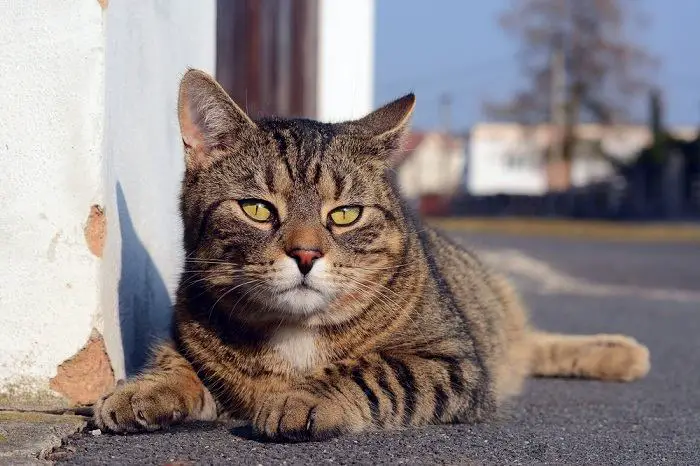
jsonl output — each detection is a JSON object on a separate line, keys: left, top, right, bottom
{"left": 485, "top": 0, "right": 657, "bottom": 187}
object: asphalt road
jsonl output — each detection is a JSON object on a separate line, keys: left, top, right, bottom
{"left": 59, "top": 233, "right": 700, "bottom": 465}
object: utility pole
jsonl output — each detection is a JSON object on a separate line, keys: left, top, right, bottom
{"left": 549, "top": 34, "right": 567, "bottom": 192}
{"left": 439, "top": 92, "right": 453, "bottom": 200}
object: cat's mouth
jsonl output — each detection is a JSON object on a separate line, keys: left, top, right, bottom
{"left": 298, "top": 281, "right": 320, "bottom": 291}
{"left": 273, "top": 282, "right": 330, "bottom": 315}
{"left": 281, "top": 283, "right": 324, "bottom": 298}
{"left": 277, "top": 278, "right": 321, "bottom": 293}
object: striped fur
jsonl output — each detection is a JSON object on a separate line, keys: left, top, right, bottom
{"left": 94, "top": 70, "right": 650, "bottom": 441}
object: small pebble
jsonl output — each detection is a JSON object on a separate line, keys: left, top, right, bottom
{"left": 90, "top": 429, "right": 102, "bottom": 436}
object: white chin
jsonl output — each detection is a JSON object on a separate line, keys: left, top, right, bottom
{"left": 272, "top": 287, "right": 328, "bottom": 315}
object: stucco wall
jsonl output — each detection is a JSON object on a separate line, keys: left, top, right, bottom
{"left": 101, "top": 1, "right": 216, "bottom": 378}
{"left": 0, "top": 0, "right": 216, "bottom": 404}
{"left": 317, "top": 0, "right": 375, "bottom": 122}
{"left": 0, "top": 1, "right": 105, "bottom": 399}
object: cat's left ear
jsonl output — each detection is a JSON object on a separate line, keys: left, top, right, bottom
{"left": 344, "top": 93, "right": 416, "bottom": 164}
{"left": 355, "top": 93, "right": 415, "bottom": 139}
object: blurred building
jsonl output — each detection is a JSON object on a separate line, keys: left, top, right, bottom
{"left": 216, "top": 0, "right": 374, "bottom": 121}
{"left": 467, "top": 123, "right": 698, "bottom": 195}
{"left": 396, "top": 132, "right": 467, "bottom": 214}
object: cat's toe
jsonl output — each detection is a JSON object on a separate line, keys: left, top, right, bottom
{"left": 93, "top": 382, "right": 188, "bottom": 434}
{"left": 130, "top": 391, "right": 185, "bottom": 431}
{"left": 94, "top": 387, "right": 141, "bottom": 433}
{"left": 254, "top": 391, "right": 351, "bottom": 442}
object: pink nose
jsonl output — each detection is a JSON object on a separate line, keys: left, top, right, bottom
{"left": 287, "top": 249, "right": 323, "bottom": 275}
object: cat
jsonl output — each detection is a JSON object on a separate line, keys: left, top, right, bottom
{"left": 93, "top": 69, "right": 650, "bottom": 441}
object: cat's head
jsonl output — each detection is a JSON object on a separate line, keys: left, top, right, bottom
{"left": 177, "top": 69, "right": 415, "bottom": 324}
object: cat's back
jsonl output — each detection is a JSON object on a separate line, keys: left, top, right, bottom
{"left": 419, "top": 224, "right": 527, "bottom": 354}
{"left": 421, "top": 224, "right": 497, "bottom": 305}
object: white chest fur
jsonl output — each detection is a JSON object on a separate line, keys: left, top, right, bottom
{"left": 269, "top": 327, "right": 318, "bottom": 371}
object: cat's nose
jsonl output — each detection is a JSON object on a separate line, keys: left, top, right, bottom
{"left": 287, "top": 248, "right": 323, "bottom": 275}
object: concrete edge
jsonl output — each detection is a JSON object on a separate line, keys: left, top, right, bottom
{"left": 0, "top": 411, "right": 89, "bottom": 463}
{"left": 428, "top": 217, "right": 700, "bottom": 243}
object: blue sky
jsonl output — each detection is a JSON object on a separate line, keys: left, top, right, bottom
{"left": 374, "top": 0, "right": 700, "bottom": 130}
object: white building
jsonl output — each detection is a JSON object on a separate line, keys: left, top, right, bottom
{"left": 467, "top": 123, "right": 698, "bottom": 195}
{"left": 397, "top": 132, "right": 467, "bottom": 201}
{"left": 0, "top": 0, "right": 374, "bottom": 409}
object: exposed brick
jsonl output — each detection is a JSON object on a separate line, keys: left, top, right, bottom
{"left": 97, "top": 0, "right": 108, "bottom": 9}
{"left": 50, "top": 331, "right": 115, "bottom": 406}
{"left": 84, "top": 205, "right": 106, "bottom": 258}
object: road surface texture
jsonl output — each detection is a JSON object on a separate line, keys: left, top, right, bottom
{"left": 58, "top": 232, "right": 700, "bottom": 465}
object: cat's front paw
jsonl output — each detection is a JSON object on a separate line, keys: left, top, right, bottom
{"left": 93, "top": 381, "right": 188, "bottom": 433}
{"left": 253, "top": 390, "right": 360, "bottom": 442}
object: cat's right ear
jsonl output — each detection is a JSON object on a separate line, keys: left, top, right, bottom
{"left": 178, "top": 69, "right": 256, "bottom": 171}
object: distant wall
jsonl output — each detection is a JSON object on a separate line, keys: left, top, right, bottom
{"left": 398, "top": 136, "right": 467, "bottom": 199}
{"left": 468, "top": 138, "right": 547, "bottom": 196}
{"left": 317, "top": 0, "right": 375, "bottom": 121}
{"left": 102, "top": 1, "right": 216, "bottom": 378}
{"left": 467, "top": 124, "right": 693, "bottom": 196}
{"left": 0, "top": 1, "right": 105, "bottom": 401}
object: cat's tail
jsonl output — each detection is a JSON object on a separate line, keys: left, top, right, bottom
{"left": 527, "top": 331, "right": 650, "bottom": 382}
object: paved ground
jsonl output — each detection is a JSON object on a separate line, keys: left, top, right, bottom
{"left": 0, "top": 412, "right": 86, "bottom": 464}
{"left": 58, "top": 233, "right": 700, "bottom": 465}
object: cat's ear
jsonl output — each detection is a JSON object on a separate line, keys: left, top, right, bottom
{"left": 345, "top": 94, "right": 416, "bottom": 165}
{"left": 354, "top": 93, "right": 416, "bottom": 139}
{"left": 177, "top": 69, "right": 256, "bottom": 171}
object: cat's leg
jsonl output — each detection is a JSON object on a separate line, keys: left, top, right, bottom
{"left": 528, "top": 331, "right": 650, "bottom": 381}
{"left": 94, "top": 342, "right": 217, "bottom": 433}
{"left": 252, "top": 350, "right": 487, "bottom": 441}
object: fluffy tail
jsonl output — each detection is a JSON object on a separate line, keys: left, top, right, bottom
{"left": 528, "top": 331, "right": 650, "bottom": 382}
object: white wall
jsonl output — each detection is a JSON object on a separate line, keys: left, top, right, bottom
{"left": 398, "top": 136, "right": 467, "bottom": 199}
{"left": 317, "top": 0, "right": 374, "bottom": 122}
{"left": 102, "top": 1, "right": 216, "bottom": 378}
{"left": 468, "top": 139, "right": 547, "bottom": 195}
{"left": 0, "top": 1, "right": 105, "bottom": 398}
{"left": 467, "top": 124, "right": 672, "bottom": 195}
{"left": 571, "top": 158, "right": 615, "bottom": 187}
{"left": 571, "top": 128, "right": 652, "bottom": 187}
{"left": 0, "top": 0, "right": 216, "bottom": 404}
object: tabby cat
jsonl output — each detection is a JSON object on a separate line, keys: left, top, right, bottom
{"left": 94, "top": 69, "right": 650, "bottom": 441}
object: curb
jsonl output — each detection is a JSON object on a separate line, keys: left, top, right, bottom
{"left": 428, "top": 217, "right": 700, "bottom": 243}
{"left": 0, "top": 411, "right": 88, "bottom": 464}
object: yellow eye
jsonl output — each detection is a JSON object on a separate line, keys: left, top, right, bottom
{"left": 329, "top": 206, "right": 362, "bottom": 226}
{"left": 240, "top": 200, "right": 274, "bottom": 222}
